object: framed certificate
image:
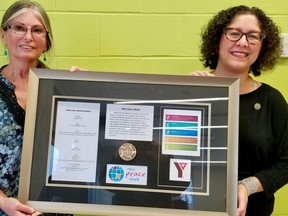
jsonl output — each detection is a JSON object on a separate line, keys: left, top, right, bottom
{"left": 19, "top": 69, "right": 239, "bottom": 216}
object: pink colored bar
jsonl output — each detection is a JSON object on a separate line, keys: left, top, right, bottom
{"left": 165, "top": 114, "right": 198, "bottom": 122}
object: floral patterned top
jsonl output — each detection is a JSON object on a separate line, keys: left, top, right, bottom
{"left": 0, "top": 66, "right": 25, "bottom": 215}
{"left": 0, "top": 62, "right": 49, "bottom": 215}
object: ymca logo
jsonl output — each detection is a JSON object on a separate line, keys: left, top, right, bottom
{"left": 169, "top": 159, "right": 191, "bottom": 182}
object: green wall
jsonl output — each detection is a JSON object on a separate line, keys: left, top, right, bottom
{"left": 0, "top": 0, "right": 287, "bottom": 215}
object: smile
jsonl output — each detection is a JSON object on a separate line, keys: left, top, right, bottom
{"left": 231, "top": 51, "right": 248, "bottom": 57}
{"left": 19, "top": 45, "right": 35, "bottom": 49}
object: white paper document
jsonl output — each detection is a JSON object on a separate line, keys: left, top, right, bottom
{"left": 51, "top": 100, "right": 100, "bottom": 182}
{"left": 105, "top": 104, "right": 154, "bottom": 141}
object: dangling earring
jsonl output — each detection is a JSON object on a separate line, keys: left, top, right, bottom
{"left": 3, "top": 48, "right": 7, "bottom": 56}
{"left": 43, "top": 53, "right": 47, "bottom": 61}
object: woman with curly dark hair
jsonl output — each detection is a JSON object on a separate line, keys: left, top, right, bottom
{"left": 192, "top": 5, "right": 288, "bottom": 216}
{"left": 200, "top": 5, "right": 282, "bottom": 76}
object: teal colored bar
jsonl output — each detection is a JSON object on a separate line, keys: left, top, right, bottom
{"left": 166, "top": 122, "right": 198, "bottom": 128}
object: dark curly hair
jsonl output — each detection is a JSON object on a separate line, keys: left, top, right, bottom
{"left": 200, "top": 5, "right": 282, "bottom": 76}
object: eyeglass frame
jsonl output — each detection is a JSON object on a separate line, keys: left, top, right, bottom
{"left": 223, "top": 27, "right": 266, "bottom": 45}
{"left": 5, "top": 22, "right": 48, "bottom": 38}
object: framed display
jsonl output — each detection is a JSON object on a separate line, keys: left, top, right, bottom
{"left": 19, "top": 69, "right": 239, "bottom": 216}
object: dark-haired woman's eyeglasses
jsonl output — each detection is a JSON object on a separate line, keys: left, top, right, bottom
{"left": 224, "top": 28, "right": 266, "bottom": 45}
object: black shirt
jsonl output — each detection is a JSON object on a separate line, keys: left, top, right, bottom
{"left": 239, "top": 83, "right": 288, "bottom": 216}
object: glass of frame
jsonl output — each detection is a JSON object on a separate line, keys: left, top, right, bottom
{"left": 19, "top": 69, "right": 239, "bottom": 216}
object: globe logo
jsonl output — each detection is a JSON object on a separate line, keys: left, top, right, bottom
{"left": 108, "top": 165, "right": 124, "bottom": 182}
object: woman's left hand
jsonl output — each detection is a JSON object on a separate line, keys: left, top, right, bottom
{"left": 69, "top": 66, "right": 87, "bottom": 72}
{"left": 236, "top": 184, "right": 249, "bottom": 216}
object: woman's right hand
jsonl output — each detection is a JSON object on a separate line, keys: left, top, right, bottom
{"left": 189, "top": 71, "right": 215, "bottom": 76}
{"left": 0, "top": 197, "right": 41, "bottom": 216}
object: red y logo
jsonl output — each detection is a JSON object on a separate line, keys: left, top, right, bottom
{"left": 173, "top": 162, "right": 187, "bottom": 178}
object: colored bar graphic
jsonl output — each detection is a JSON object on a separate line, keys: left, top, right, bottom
{"left": 165, "top": 115, "right": 198, "bottom": 122}
{"left": 165, "top": 129, "right": 198, "bottom": 136}
{"left": 164, "top": 144, "right": 198, "bottom": 151}
{"left": 162, "top": 109, "right": 202, "bottom": 156}
{"left": 165, "top": 136, "right": 197, "bottom": 144}
{"left": 165, "top": 122, "right": 198, "bottom": 128}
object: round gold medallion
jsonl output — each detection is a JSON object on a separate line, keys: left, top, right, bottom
{"left": 119, "top": 143, "right": 137, "bottom": 161}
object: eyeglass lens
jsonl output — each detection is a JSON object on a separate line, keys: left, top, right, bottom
{"left": 225, "top": 28, "right": 264, "bottom": 45}
{"left": 9, "top": 23, "right": 47, "bottom": 37}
